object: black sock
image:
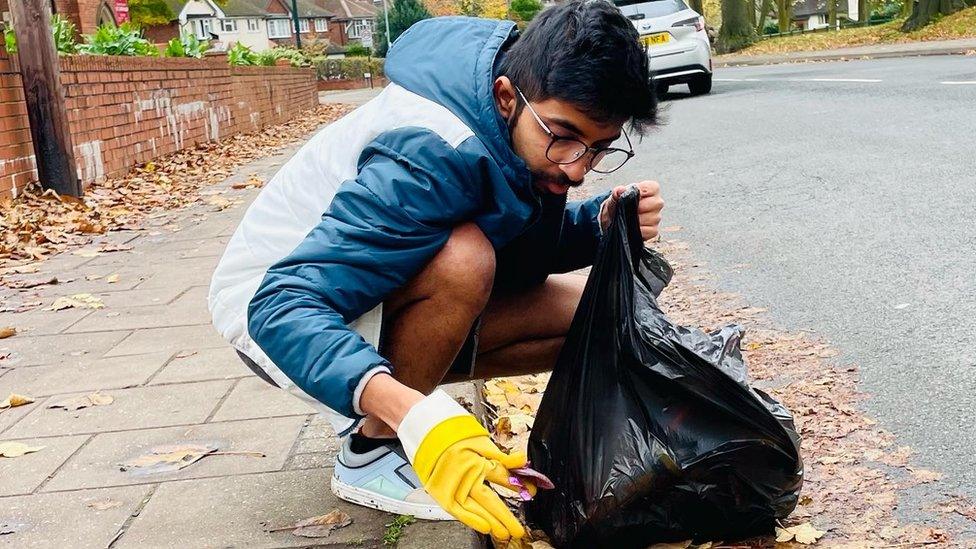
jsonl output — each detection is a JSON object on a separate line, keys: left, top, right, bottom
{"left": 349, "top": 432, "right": 395, "bottom": 454}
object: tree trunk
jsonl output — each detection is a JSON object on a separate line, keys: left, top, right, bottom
{"left": 749, "top": 0, "right": 757, "bottom": 26}
{"left": 901, "top": 0, "right": 915, "bottom": 17}
{"left": 776, "top": 0, "right": 792, "bottom": 32}
{"left": 757, "top": 0, "right": 773, "bottom": 32}
{"left": 718, "top": 0, "right": 759, "bottom": 52}
{"left": 858, "top": 0, "right": 868, "bottom": 21}
{"left": 10, "top": 0, "right": 80, "bottom": 197}
{"left": 688, "top": 0, "right": 705, "bottom": 16}
{"left": 902, "top": 0, "right": 969, "bottom": 30}
{"left": 828, "top": 0, "right": 838, "bottom": 26}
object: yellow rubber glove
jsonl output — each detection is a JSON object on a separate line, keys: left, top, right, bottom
{"left": 398, "top": 390, "right": 536, "bottom": 540}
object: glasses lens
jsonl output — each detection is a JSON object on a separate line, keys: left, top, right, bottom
{"left": 546, "top": 138, "right": 588, "bottom": 165}
{"left": 591, "top": 149, "right": 631, "bottom": 173}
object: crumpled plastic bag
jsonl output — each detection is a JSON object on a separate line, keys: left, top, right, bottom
{"left": 524, "top": 188, "right": 803, "bottom": 548}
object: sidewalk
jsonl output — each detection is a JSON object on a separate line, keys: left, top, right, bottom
{"left": 0, "top": 100, "right": 477, "bottom": 548}
{"left": 715, "top": 37, "right": 976, "bottom": 66}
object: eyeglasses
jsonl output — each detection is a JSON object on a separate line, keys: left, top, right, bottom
{"left": 514, "top": 85, "right": 635, "bottom": 174}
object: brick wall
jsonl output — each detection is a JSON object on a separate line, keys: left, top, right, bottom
{"left": 0, "top": 53, "right": 316, "bottom": 198}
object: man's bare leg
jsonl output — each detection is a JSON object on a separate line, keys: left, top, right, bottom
{"left": 359, "top": 223, "right": 495, "bottom": 438}
{"left": 446, "top": 273, "right": 587, "bottom": 382}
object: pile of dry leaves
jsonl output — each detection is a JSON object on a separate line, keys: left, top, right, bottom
{"left": 484, "top": 234, "right": 960, "bottom": 548}
{"left": 0, "top": 104, "right": 352, "bottom": 266}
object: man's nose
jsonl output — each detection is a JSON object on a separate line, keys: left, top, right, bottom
{"left": 560, "top": 159, "right": 589, "bottom": 183}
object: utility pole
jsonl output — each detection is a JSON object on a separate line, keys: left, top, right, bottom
{"left": 290, "top": 0, "right": 303, "bottom": 49}
{"left": 10, "top": 0, "right": 81, "bottom": 197}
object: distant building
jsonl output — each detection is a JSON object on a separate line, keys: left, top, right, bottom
{"left": 318, "top": 0, "right": 379, "bottom": 48}
{"left": 791, "top": 0, "right": 859, "bottom": 30}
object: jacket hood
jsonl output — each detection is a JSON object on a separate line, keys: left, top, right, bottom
{"left": 385, "top": 17, "right": 535, "bottom": 203}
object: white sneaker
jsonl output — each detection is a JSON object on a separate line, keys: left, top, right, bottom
{"left": 331, "top": 436, "right": 455, "bottom": 521}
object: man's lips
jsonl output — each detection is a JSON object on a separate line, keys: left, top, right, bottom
{"left": 539, "top": 180, "right": 572, "bottom": 195}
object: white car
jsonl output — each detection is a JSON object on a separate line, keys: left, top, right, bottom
{"left": 614, "top": 0, "right": 713, "bottom": 96}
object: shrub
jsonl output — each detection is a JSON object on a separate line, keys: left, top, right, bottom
{"left": 164, "top": 32, "right": 209, "bottom": 58}
{"left": 314, "top": 57, "right": 385, "bottom": 80}
{"left": 345, "top": 43, "right": 371, "bottom": 57}
{"left": 3, "top": 14, "right": 79, "bottom": 55}
{"left": 78, "top": 23, "right": 158, "bottom": 56}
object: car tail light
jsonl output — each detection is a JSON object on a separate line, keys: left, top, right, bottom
{"left": 672, "top": 16, "right": 704, "bottom": 32}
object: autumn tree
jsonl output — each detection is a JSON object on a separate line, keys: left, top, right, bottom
{"left": 717, "top": 0, "right": 757, "bottom": 52}
{"left": 128, "top": 0, "right": 176, "bottom": 27}
{"left": 376, "top": 0, "right": 432, "bottom": 56}
{"left": 902, "top": 0, "right": 973, "bottom": 30}
{"left": 510, "top": 0, "right": 544, "bottom": 22}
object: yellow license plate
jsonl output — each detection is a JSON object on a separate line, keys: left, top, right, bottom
{"left": 641, "top": 33, "right": 670, "bottom": 46}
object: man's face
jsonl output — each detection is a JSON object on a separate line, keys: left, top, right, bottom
{"left": 494, "top": 77, "right": 624, "bottom": 196}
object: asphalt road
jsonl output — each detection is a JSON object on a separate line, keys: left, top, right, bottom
{"left": 598, "top": 55, "right": 976, "bottom": 517}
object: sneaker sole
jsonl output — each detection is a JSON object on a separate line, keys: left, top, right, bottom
{"left": 331, "top": 475, "right": 456, "bottom": 521}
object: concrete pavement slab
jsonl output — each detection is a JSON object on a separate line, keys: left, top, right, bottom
{"left": 0, "top": 330, "right": 131, "bottom": 367}
{"left": 0, "top": 434, "right": 88, "bottom": 496}
{"left": 0, "top": 352, "right": 170, "bottom": 397}
{"left": 103, "top": 325, "right": 226, "bottom": 357}
{"left": 0, "top": 398, "right": 36, "bottom": 434}
{"left": 42, "top": 416, "right": 306, "bottom": 491}
{"left": 210, "top": 377, "right": 315, "bottom": 422}
{"left": 148, "top": 347, "right": 250, "bottom": 385}
{"left": 64, "top": 299, "right": 211, "bottom": 333}
{"left": 90, "top": 285, "right": 187, "bottom": 308}
{"left": 0, "top": 485, "right": 151, "bottom": 548}
{"left": 115, "top": 469, "right": 389, "bottom": 549}
{"left": 5, "top": 379, "right": 234, "bottom": 438}
{"left": 0, "top": 308, "right": 91, "bottom": 337}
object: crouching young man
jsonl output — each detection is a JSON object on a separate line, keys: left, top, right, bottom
{"left": 209, "top": 1, "right": 664, "bottom": 540}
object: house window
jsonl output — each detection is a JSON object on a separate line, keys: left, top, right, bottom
{"left": 315, "top": 18, "right": 328, "bottom": 32}
{"left": 195, "top": 18, "right": 213, "bottom": 40}
{"left": 346, "top": 19, "right": 371, "bottom": 39}
{"left": 220, "top": 19, "right": 237, "bottom": 32}
{"left": 247, "top": 18, "right": 259, "bottom": 31}
{"left": 299, "top": 19, "right": 310, "bottom": 33}
{"left": 267, "top": 19, "right": 291, "bottom": 38}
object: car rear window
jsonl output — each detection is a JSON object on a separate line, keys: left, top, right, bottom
{"left": 613, "top": 0, "right": 689, "bottom": 16}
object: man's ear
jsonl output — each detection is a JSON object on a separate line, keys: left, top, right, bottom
{"left": 494, "top": 76, "right": 518, "bottom": 121}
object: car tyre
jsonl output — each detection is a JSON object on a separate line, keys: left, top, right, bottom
{"left": 688, "top": 73, "right": 712, "bottom": 95}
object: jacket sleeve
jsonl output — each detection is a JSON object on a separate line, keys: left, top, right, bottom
{"left": 247, "top": 128, "right": 481, "bottom": 419}
{"left": 552, "top": 191, "right": 611, "bottom": 273}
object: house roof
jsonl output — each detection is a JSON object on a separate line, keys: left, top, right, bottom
{"left": 221, "top": 0, "right": 273, "bottom": 17}
{"left": 318, "top": 0, "right": 378, "bottom": 20}
{"left": 160, "top": 0, "right": 333, "bottom": 20}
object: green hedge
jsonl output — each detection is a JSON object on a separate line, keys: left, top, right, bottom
{"left": 314, "top": 57, "right": 385, "bottom": 80}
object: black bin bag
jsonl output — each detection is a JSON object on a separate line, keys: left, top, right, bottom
{"left": 524, "top": 188, "right": 803, "bottom": 547}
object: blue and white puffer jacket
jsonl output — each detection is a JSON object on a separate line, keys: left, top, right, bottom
{"left": 208, "top": 17, "right": 607, "bottom": 435}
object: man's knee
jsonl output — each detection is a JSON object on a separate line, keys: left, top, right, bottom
{"left": 429, "top": 223, "right": 495, "bottom": 309}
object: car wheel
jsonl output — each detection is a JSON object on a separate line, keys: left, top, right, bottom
{"left": 688, "top": 73, "right": 712, "bottom": 95}
{"left": 654, "top": 82, "right": 669, "bottom": 97}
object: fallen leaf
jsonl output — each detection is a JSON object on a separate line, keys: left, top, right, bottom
{"left": 909, "top": 468, "right": 943, "bottom": 483}
{"left": 267, "top": 509, "right": 353, "bottom": 538}
{"left": 0, "top": 441, "right": 45, "bottom": 457}
{"left": 72, "top": 249, "right": 102, "bottom": 258}
{"left": 106, "top": 274, "right": 120, "bottom": 283}
{"left": 0, "top": 327, "right": 15, "bottom": 339}
{"left": 48, "top": 392, "right": 114, "bottom": 411}
{"left": 775, "top": 522, "right": 826, "bottom": 545}
{"left": 86, "top": 499, "right": 123, "bottom": 511}
{"left": 48, "top": 294, "right": 105, "bottom": 311}
{"left": 0, "top": 393, "right": 35, "bottom": 409}
{"left": 120, "top": 443, "right": 219, "bottom": 474}
{"left": 648, "top": 541, "right": 692, "bottom": 549}
{"left": 6, "top": 276, "right": 57, "bottom": 289}
{"left": 85, "top": 275, "right": 103, "bottom": 281}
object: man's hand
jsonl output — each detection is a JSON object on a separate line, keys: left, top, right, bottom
{"left": 599, "top": 181, "right": 664, "bottom": 240}
{"left": 397, "top": 390, "right": 534, "bottom": 540}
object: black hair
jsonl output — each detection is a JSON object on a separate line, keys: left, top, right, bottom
{"left": 498, "top": 0, "right": 657, "bottom": 135}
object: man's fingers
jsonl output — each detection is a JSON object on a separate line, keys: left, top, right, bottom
{"left": 471, "top": 485, "right": 527, "bottom": 539}
{"left": 637, "top": 180, "right": 660, "bottom": 197}
{"left": 641, "top": 226, "right": 659, "bottom": 241}
{"left": 638, "top": 197, "right": 664, "bottom": 214}
{"left": 612, "top": 185, "right": 628, "bottom": 199}
{"left": 639, "top": 212, "right": 662, "bottom": 227}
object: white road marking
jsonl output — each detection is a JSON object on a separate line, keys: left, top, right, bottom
{"left": 713, "top": 78, "right": 763, "bottom": 82}
{"left": 941, "top": 81, "right": 976, "bottom": 85}
{"left": 802, "top": 78, "right": 883, "bottom": 83}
